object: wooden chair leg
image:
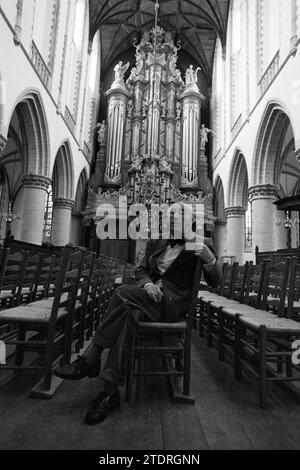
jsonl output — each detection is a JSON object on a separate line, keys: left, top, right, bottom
{"left": 125, "top": 323, "right": 136, "bottom": 404}
{"left": 234, "top": 315, "right": 242, "bottom": 381}
{"left": 259, "top": 326, "right": 267, "bottom": 409}
{"left": 43, "top": 340, "right": 56, "bottom": 391}
{"left": 183, "top": 339, "right": 191, "bottom": 397}
{"left": 199, "top": 301, "right": 204, "bottom": 337}
{"left": 218, "top": 309, "right": 225, "bottom": 361}
{"left": 15, "top": 328, "right": 26, "bottom": 366}
{"left": 207, "top": 304, "right": 213, "bottom": 348}
{"left": 276, "top": 343, "right": 284, "bottom": 374}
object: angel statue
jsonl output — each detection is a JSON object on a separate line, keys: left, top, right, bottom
{"left": 96, "top": 120, "right": 107, "bottom": 145}
{"left": 200, "top": 124, "right": 216, "bottom": 149}
{"left": 114, "top": 61, "right": 130, "bottom": 82}
{"left": 185, "top": 65, "right": 201, "bottom": 87}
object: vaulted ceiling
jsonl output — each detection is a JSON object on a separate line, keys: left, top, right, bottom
{"left": 89, "top": 0, "right": 230, "bottom": 83}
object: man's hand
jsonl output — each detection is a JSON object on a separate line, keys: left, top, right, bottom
{"left": 144, "top": 283, "right": 164, "bottom": 303}
{"left": 194, "top": 241, "right": 215, "bottom": 265}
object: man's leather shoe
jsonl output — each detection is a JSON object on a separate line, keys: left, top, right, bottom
{"left": 54, "top": 356, "right": 100, "bottom": 380}
{"left": 84, "top": 389, "right": 120, "bottom": 425}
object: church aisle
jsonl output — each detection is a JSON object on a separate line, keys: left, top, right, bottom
{"left": 0, "top": 332, "right": 299, "bottom": 450}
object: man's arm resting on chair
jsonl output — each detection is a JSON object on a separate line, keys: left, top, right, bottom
{"left": 134, "top": 241, "right": 153, "bottom": 288}
{"left": 194, "top": 241, "right": 221, "bottom": 288}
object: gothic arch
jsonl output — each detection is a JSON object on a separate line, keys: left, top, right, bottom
{"left": 74, "top": 168, "right": 88, "bottom": 213}
{"left": 252, "top": 101, "right": 295, "bottom": 186}
{"left": 8, "top": 89, "right": 50, "bottom": 177}
{"left": 213, "top": 175, "right": 225, "bottom": 220}
{"left": 0, "top": 69, "right": 4, "bottom": 136}
{"left": 228, "top": 150, "right": 249, "bottom": 209}
{"left": 52, "top": 140, "right": 74, "bottom": 200}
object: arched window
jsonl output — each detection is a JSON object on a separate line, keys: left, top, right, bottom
{"left": 257, "top": 0, "right": 280, "bottom": 77}
{"left": 85, "top": 32, "right": 101, "bottom": 144}
{"left": 212, "top": 38, "right": 223, "bottom": 155}
{"left": 32, "top": 0, "right": 60, "bottom": 73}
{"left": 66, "top": 0, "right": 87, "bottom": 120}
{"left": 230, "top": 0, "right": 243, "bottom": 128}
{"left": 43, "top": 185, "right": 53, "bottom": 242}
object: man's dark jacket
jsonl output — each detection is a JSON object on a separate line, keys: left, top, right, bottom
{"left": 135, "top": 239, "right": 221, "bottom": 322}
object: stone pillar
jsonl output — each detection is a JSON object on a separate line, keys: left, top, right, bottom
{"left": 20, "top": 175, "right": 51, "bottom": 245}
{"left": 212, "top": 219, "right": 227, "bottom": 260}
{"left": 249, "top": 184, "right": 278, "bottom": 253}
{"left": 225, "top": 207, "right": 246, "bottom": 264}
{"left": 51, "top": 198, "right": 74, "bottom": 247}
{"left": 69, "top": 213, "right": 84, "bottom": 247}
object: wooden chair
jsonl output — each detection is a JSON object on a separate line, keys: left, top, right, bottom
{"left": 0, "top": 246, "right": 85, "bottom": 392}
{"left": 205, "top": 262, "right": 238, "bottom": 349}
{"left": 19, "top": 252, "right": 44, "bottom": 304}
{"left": 85, "top": 255, "right": 105, "bottom": 339}
{"left": 125, "top": 259, "right": 203, "bottom": 404}
{"left": 234, "top": 259, "right": 298, "bottom": 407}
{"left": 0, "top": 248, "right": 29, "bottom": 309}
{"left": 34, "top": 254, "right": 56, "bottom": 300}
{"left": 287, "top": 259, "right": 300, "bottom": 320}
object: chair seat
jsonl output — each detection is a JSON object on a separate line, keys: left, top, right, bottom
{"left": 240, "top": 315, "right": 300, "bottom": 333}
{"left": 28, "top": 299, "right": 54, "bottom": 309}
{"left": 0, "top": 306, "right": 68, "bottom": 323}
{"left": 0, "top": 291, "right": 14, "bottom": 300}
{"left": 209, "top": 299, "right": 240, "bottom": 309}
{"left": 198, "top": 292, "right": 221, "bottom": 301}
{"left": 222, "top": 305, "right": 275, "bottom": 318}
{"left": 137, "top": 321, "right": 187, "bottom": 330}
{"left": 28, "top": 292, "right": 69, "bottom": 310}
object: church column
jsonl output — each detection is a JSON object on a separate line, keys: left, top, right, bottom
{"left": 51, "top": 198, "right": 74, "bottom": 246}
{"left": 249, "top": 185, "right": 278, "bottom": 252}
{"left": 225, "top": 207, "right": 246, "bottom": 264}
{"left": 20, "top": 175, "right": 51, "bottom": 245}
{"left": 70, "top": 213, "right": 84, "bottom": 246}
{"left": 213, "top": 219, "right": 227, "bottom": 260}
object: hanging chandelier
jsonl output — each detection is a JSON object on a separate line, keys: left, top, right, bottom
{"left": 276, "top": 210, "right": 299, "bottom": 230}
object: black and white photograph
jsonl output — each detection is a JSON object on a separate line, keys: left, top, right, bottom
{"left": 0, "top": 0, "right": 300, "bottom": 456}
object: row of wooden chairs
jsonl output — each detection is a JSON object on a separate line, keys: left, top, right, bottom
{"left": 198, "top": 259, "right": 300, "bottom": 408}
{"left": 0, "top": 244, "right": 135, "bottom": 393}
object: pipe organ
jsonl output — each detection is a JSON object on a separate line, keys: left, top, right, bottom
{"left": 101, "top": 27, "right": 206, "bottom": 193}
{"left": 84, "top": 27, "right": 214, "bottom": 255}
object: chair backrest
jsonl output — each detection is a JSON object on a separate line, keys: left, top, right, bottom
{"left": 186, "top": 258, "right": 204, "bottom": 332}
{"left": 0, "top": 249, "right": 29, "bottom": 306}
{"left": 220, "top": 262, "right": 238, "bottom": 298}
{"left": 49, "top": 247, "right": 85, "bottom": 322}
{"left": 244, "top": 261, "right": 266, "bottom": 307}
{"left": 232, "top": 262, "right": 250, "bottom": 303}
{"left": 260, "top": 259, "right": 290, "bottom": 315}
{"left": 287, "top": 259, "right": 300, "bottom": 319}
{"left": 38, "top": 254, "right": 56, "bottom": 298}
{"left": 21, "top": 252, "right": 44, "bottom": 302}
{"left": 76, "top": 251, "right": 96, "bottom": 313}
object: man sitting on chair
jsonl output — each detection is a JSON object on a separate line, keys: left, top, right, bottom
{"left": 55, "top": 210, "right": 221, "bottom": 425}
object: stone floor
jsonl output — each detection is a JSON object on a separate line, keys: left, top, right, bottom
{"left": 0, "top": 332, "right": 300, "bottom": 450}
